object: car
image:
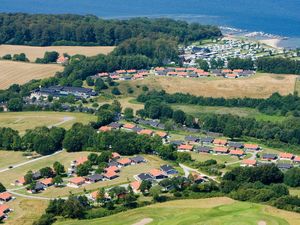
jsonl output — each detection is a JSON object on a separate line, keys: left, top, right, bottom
{"left": 8, "top": 165, "right": 14, "bottom": 169}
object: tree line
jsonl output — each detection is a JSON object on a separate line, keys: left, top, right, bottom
{"left": 137, "top": 90, "right": 300, "bottom": 117}
{"left": 0, "top": 13, "right": 221, "bottom": 46}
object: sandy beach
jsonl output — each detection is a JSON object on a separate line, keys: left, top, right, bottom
{"left": 259, "top": 38, "right": 283, "bottom": 49}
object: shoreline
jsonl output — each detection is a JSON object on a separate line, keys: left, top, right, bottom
{"left": 259, "top": 38, "right": 283, "bottom": 49}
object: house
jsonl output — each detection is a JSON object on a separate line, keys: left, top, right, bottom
{"left": 178, "top": 144, "right": 194, "bottom": 152}
{"left": 30, "top": 182, "right": 45, "bottom": 193}
{"left": 155, "top": 131, "right": 168, "bottom": 139}
{"left": 277, "top": 163, "right": 293, "bottom": 170}
{"left": 130, "top": 181, "right": 141, "bottom": 193}
{"left": 225, "top": 73, "right": 238, "bottom": 78}
{"left": 103, "top": 170, "right": 119, "bottom": 180}
{"left": 229, "top": 149, "right": 245, "bottom": 157}
{"left": 136, "top": 173, "right": 152, "bottom": 181}
{"left": 68, "top": 177, "right": 86, "bottom": 188}
{"left": 107, "top": 161, "right": 119, "bottom": 167}
{"left": 89, "top": 190, "right": 111, "bottom": 201}
{"left": 190, "top": 172, "right": 205, "bottom": 184}
{"left": 99, "top": 126, "right": 112, "bottom": 132}
{"left": 14, "top": 177, "right": 26, "bottom": 186}
{"left": 213, "top": 147, "right": 229, "bottom": 154}
{"left": 279, "top": 152, "right": 294, "bottom": 160}
{"left": 294, "top": 156, "right": 300, "bottom": 163}
{"left": 213, "top": 139, "right": 228, "bottom": 146}
{"left": 262, "top": 154, "right": 277, "bottom": 161}
{"left": 228, "top": 142, "right": 244, "bottom": 149}
{"left": 138, "top": 129, "right": 154, "bottom": 136}
{"left": 117, "top": 158, "right": 132, "bottom": 167}
{"left": 104, "top": 166, "right": 120, "bottom": 173}
{"left": 0, "top": 204, "right": 10, "bottom": 216}
{"left": 160, "top": 165, "right": 178, "bottom": 175}
{"left": 0, "top": 192, "right": 12, "bottom": 202}
{"left": 85, "top": 174, "right": 103, "bottom": 183}
{"left": 56, "top": 55, "right": 69, "bottom": 64}
{"left": 195, "top": 146, "right": 211, "bottom": 153}
{"left": 244, "top": 143, "right": 260, "bottom": 151}
{"left": 40, "top": 178, "right": 53, "bottom": 187}
{"left": 170, "top": 140, "right": 184, "bottom": 146}
{"left": 108, "top": 122, "right": 123, "bottom": 129}
{"left": 130, "top": 156, "right": 146, "bottom": 164}
{"left": 241, "top": 159, "right": 257, "bottom": 167}
{"left": 122, "top": 123, "right": 136, "bottom": 131}
{"left": 32, "top": 171, "right": 42, "bottom": 180}
{"left": 74, "top": 156, "right": 88, "bottom": 166}
{"left": 149, "top": 169, "right": 167, "bottom": 180}
{"left": 200, "top": 137, "right": 214, "bottom": 145}
{"left": 132, "top": 126, "right": 143, "bottom": 133}
{"left": 185, "top": 136, "right": 200, "bottom": 144}
{"left": 111, "top": 152, "right": 121, "bottom": 160}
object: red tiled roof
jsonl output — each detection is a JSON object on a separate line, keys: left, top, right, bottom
{"left": 279, "top": 152, "right": 294, "bottom": 159}
{"left": 105, "top": 166, "right": 119, "bottom": 172}
{"left": 138, "top": 129, "right": 153, "bottom": 136}
{"left": 0, "top": 192, "right": 12, "bottom": 200}
{"left": 56, "top": 56, "right": 68, "bottom": 63}
{"left": 149, "top": 169, "right": 164, "bottom": 177}
{"left": 75, "top": 156, "right": 88, "bottom": 166}
{"left": 127, "top": 69, "right": 137, "bottom": 73}
{"left": 242, "top": 159, "right": 257, "bottom": 166}
{"left": 177, "top": 72, "right": 188, "bottom": 76}
{"left": 155, "top": 67, "right": 165, "bottom": 71}
{"left": 103, "top": 170, "right": 118, "bottom": 178}
{"left": 99, "top": 126, "right": 112, "bottom": 132}
{"left": 117, "top": 158, "right": 132, "bottom": 165}
{"left": 244, "top": 143, "right": 259, "bottom": 149}
{"left": 178, "top": 144, "right": 194, "bottom": 151}
{"left": 155, "top": 131, "right": 168, "bottom": 138}
{"left": 16, "top": 177, "right": 25, "bottom": 185}
{"left": 90, "top": 190, "right": 99, "bottom": 199}
{"left": 0, "top": 204, "right": 9, "bottom": 214}
{"left": 98, "top": 72, "right": 109, "bottom": 77}
{"left": 112, "top": 152, "right": 121, "bottom": 159}
{"left": 294, "top": 156, "right": 300, "bottom": 162}
{"left": 213, "top": 147, "right": 228, "bottom": 153}
{"left": 110, "top": 75, "right": 120, "bottom": 79}
{"left": 69, "top": 177, "right": 85, "bottom": 185}
{"left": 233, "top": 69, "right": 243, "bottom": 73}
{"left": 123, "top": 123, "right": 136, "bottom": 129}
{"left": 167, "top": 71, "right": 178, "bottom": 76}
{"left": 229, "top": 150, "right": 245, "bottom": 156}
{"left": 222, "top": 69, "right": 232, "bottom": 73}
{"left": 40, "top": 178, "right": 53, "bottom": 186}
{"left": 116, "top": 70, "right": 127, "bottom": 74}
{"left": 226, "top": 73, "right": 238, "bottom": 78}
{"left": 130, "top": 181, "right": 141, "bottom": 191}
{"left": 213, "top": 139, "right": 228, "bottom": 145}
{"left": 175, "top": 68, "right": 186, "bottom": 72}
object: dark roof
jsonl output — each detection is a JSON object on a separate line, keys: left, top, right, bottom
{"left": 228, "top": 142, "right": 244, "bottom": 148}
{"left": 170, "top": 140, "right": 184, "bottom": 146}
{"left": 108, "top": 161, "right": 119, "bottom": 167}
{"left": 108, "top": 122, "right": 123, "bottom": 129}
{"left": 137, "top": 173, "right": 152, "bottom": 181}
{"left": 157, "top": 123, "right": 165, "bottom": 129}
{"left": 86, "top": 174, "right": 103, "bottom": 182}
{"left": 132, "top": 126, "right": 143, "bottom": 133}
{"left": 184, "top": 128, "right": 200, "bottom": 133}
{"left": 130, "top": 156, "right": 145, "bottom": 163}
{"left": 33, "top": 171, "right": 42, "bottom": 180}
{"left": 195, "top": 146, "right": 211, "bottom": 153}
{"left": 34, "top": 182, "right": 44, "bottom": 191}
{"left": 148, "top": 120, "right": 159, "bottom": 127}
{"left": 200, "top": 137, "right": 214, "bottom": 143}
{"left": 262, "top": 154, "right": 277, "bottom": 159}
{"left": 185, "top": 136, "right": 200, "bottom": 142}
{"left": 160, "top": 164, "right": 177, "bottom": 173}
{"left": 277, "top": 163, "right": 293, "bottom": 169}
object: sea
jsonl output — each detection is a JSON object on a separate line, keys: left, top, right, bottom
{"left": 0, "top": 0, "right": 299, "bottom": 48}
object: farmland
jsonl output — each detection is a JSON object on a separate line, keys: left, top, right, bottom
{"left": 0, "top": 45, "right": 115, "bottom": 62}
{"left": 54, "top": 197, "right": 300, "bottom": 225}
{"left": 0, "top": 111, "right": 96, "bottom": 134}
{"left": 118, "top": 73, "right": 297, "bottom": 99}
{"left": 0, "top": 60, "right": 62, "bottom": 89}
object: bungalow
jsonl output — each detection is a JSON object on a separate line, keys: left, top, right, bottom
{"left": 30, "top": 182, "right": 44, "bottom": 193}
{"left": 167, "top": 71, "right": 178, "bottom": 76}
{"left": 0, "top": 192, "right": 13, "bottom": 202}
{"left": 262, "top": 154, "right": 278, "bottom": 161}
{"left": 68, "top": 177, "right": 86, "bottom": 188}
{"left": 0, "top": 204, "right": 10, "bottom": 216}
{"left": 155, "top": 131, "right": 168, "bottom": 139}
{"left": 178, "top": 144, "right": 194, "bottom": 152}
{"left": 89, "top": 190, "right": 110, "bottom": 201}
{"left": 104, "top": 166, "right": 120, "bottom": 173}
{"left": 111, "top": 152, "right": 121, "bottom": 160}
{"left": 108, "top": 161, "right": 119, "bottom": 167}
{"left": 14, "top": 177, "right": 26, "bottom": 186}
{"left": 110, "top": 75, "right": 120, "bottom": 80}
{"left": 185, "top": 136, "right": 200, "bottom": 144}
{"left": 130, "top": 156, "right": 146, "bottom": 164}
{"left": 32, "top": 171, "right": 42, "bottom": 180}
{"left": 229, "top": 149, "right": 245, "bottom": 157}
{"left": 132, "top": 126, "right": 143, "bottom": 133}
{"left": 85, "top": 174, "right": 103, "bottom": 183}
{"left": 213, "top": 139, "right": 228, "bottom": 146}
{"left": 98, "top": 126, "right": 112, "bottom": 132}
{"left": 103, "top": 170, "right": 119, "bottom": 180}
{"left": 213, "top": 147, "right": 229, "bottom": 154}
{"left": 56, "top": 55, "right": 69, "bottom": 64}
{"left": 178, "top": 72, "right": 188, "bottom": 77}
{"left": 136, "top": 173, "right": 153, "bottom": 182}
{"left": 40, "top": 178, "right": 53, "bottom": 187}
{"left": 244, "top": 143, "right": 260, "bottom": 151}
{"left": 277, "top": 163, "right": 293, "bottom": 170}
{"left": 122, "top": 123, "right": 136, "bottom": 131}
{"left": 279, "top": 152, "right": 294, "bottom": 160}
{"left": 170, "top": 140, "right": 184, "bottom": 147}
{"left": 149, "top": 169, "right": 167, "bottom": 180}
{"left": 190, "top": 172, "right": 205, "bottom": 184}
{"left": 74, "top": 156, "right": 88, "bottom": 166}
{"left": 294, "top": 156, "right": 300, "bottom": 163}
{"left": 130, "top": 181, "right": 141, "bottom": 193}
{"left": 108, "top": 122, "right": 123, "bottom": 130}
{"left": 195, "top": 146, "right": 211, "bottom": 154}
{"left": 117, "top": 158, "right": 132, "bottom": 167}
{"left": 228, "top": 142, "right": 244, "bottom": 149}
{"left": 116, "top": 70, "right": 127, "bottom": 74}
{"left": 241, "top": 159, "right": 257, "bottom": 167}
{"left": 160, "top": 165, "right": 178, "bottom": 175}
{"left": 226, "top": 73, "right": 238, "bottom": 79}
{"left": 127, "top": 69, "right": 137, "bottom": 74}
{"left": 200, "top": 137, "right": 214, "bottom": 145}
{"left": 138, "top": 129, "right": 154, "bottom": 136}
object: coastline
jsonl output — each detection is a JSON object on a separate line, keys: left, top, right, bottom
{"left": 259, "top": 38, "right": 283, "bottom": 49}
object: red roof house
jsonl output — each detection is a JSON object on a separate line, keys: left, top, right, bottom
{"left": 149, "top": 169, "right": 167, "bottom": 179}
{"left": 40, "top": 178, "right": 54, "bottom": 187}
{"left": 229, "top": 149, "right": 245, "bottom": 156}
{"left": 111, "top": 152, "right": 121, "bottom": 159}
{"left": 279, "top": 152, "right": 294, "bottom": 160}
{"left": 68, "top": 177, "right": 85, "bottom": 187}
{"left": 117, "top": 158, "right": 132, "bottom": 167}
{"left": 244, "top": 143, "right": 260, "bottom": 150}
{"left": 241, "top": 159, "right": 257, "bottom": 167}
{"left": 178, "top": 144, "right": 194, "bottom": 152}
{"left": 138, "top": 129, "right": 154, "bottom": 136}
{"left": 130, "top": 181, "right": 141, "bottom": 193}
{"left": 213, "top": 147, "right": 229, "bottom": 154}
{"left": 0, "top": 192, "right": 12, "bottom": 202}
{"left": 103, "top": 170, "right": 119, "bottom": 180}
{"left": 213, "top": 139, "right": 228, "bottom": 146}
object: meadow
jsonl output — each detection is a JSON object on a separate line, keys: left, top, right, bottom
{"left": 54, "top": 197, "right": 300, "bottom": 225}
{"left": 0, "top": 111, "right": 96, "bottom": 134}
{"left": 0, "top": 45, "right": 115, "bottom": 62}
{"left": 0, "top": 60, "right": 62, "bottom": 89}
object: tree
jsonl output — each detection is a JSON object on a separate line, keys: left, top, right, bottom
{"left": 88, "top": 153, "right": 98, "bottom": 165}
{"left": 223, "top": 124, "right": 242, "bottom": 140}
{"left": 196, "top": 59, "right": 209, "bottom": 71}
{"left": 284, "top": 167, "right": 300, "bottom": 187}
{"left": 140, "top": 180, "right": 152, "bottom": 195}
{"left": 7, "top": 98, "right": 23, "bottom": 111}
{"left": 2, "top": 54, "right": 12, "bottom": 60}
{"left": 43, "top": 51, "right": 59, "bottom": 63}
{"left": 124, "top": 107, "right": 134, "bottom": 120}
{"left": 76, "top": 162, "right": 92, "bottom": 176}
{"left": 40, "top": 167, "right": 54, "bottom": 178}
{"left": 24, "top": 171, "right": 34, "bottom": 184}
{"left": 172, "top": 110, "right": 186, "bottom": 124}
{"left": 111, "top": 87, "right": 121, "bottom": 95}
{"left": 86, "top": 77, "right": 94, "bottom": 86}
{"left": 96, "top": 187, "right": 106, "bottom": 206}
{"left": 0, "top": 182, "right": 6, "bottom": 192}
{"left": 62, "top": 196, "right": 87, "bottom": 219}
{"left": 33, "top": 213, "right": 56, "bottom": 225}
{"left": 53, "top": 161, "right": 65, "bottom": 175}
{"left": 94, "top": 78, "right": 108, "bottom": 92}
{"left": 53, "top": 175, "right": 63, "bottom": 187}
{"left": 177, "top": 152, "right": 192, "bottom": 162}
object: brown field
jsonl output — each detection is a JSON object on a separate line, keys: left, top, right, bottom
{"left": 0, "top": 60, "right": 62, "bottom": 89}
{"left": 0, "top": 45, "right": 115, "bottom": 62}
{"left": 124, "top": 73, "right": 297, "bottom": 98}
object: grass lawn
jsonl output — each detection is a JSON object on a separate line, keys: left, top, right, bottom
{"left": 172, "top": 104, "right": 285, "bottom": 123}
{"left": 289, "top": 188, "right": 300, "bottom": 197}
{"left": 0, "top": 150, "right": 29, "bottom": 169}
{"left": 191, "top": 152, "right": 239, "bottom": 164}
{"left": 54, "top": 197, "right": 300, "bottom": 225}
{"left": 0, "top": 111, "right": 96, "bottom": 134}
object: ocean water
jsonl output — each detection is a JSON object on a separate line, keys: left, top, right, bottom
{"left": 0, "top": 0, "right": 299, "bottom": 47}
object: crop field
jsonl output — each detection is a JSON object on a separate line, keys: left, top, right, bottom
{"left": 55, "top": 197, "right": 300, "bottom": 225}
{"left": 0, "top": 45, "right": 115, "bottom": 62}
{"left": 122, "top": 73, "right": 296, "bottom": 99}
{"left": 0, "top": 60, "right": 63, "bottom": 89}
{"left": 0, "top": 111, "right": 96, "bottom": 134}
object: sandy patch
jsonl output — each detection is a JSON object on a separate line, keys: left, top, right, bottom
{"left": 259, "top": 39, "right": 282, "bottom": 49}
{"left": 258, "top": 221, "right": 266, "bottom": 225}
{"left": 132, "top": 218, "right": 153, "bottom": 225}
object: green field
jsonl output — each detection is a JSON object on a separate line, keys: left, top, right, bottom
{"left": 0, "top": 111, "right": 96, "bottom": 134}
{"left": 55, "top": 197, "right": 300, "bottom": 225}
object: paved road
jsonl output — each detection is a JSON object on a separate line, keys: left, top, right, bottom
{"left": 0, "top": 150, "right": 63, "bottom": 173}
{"left": 8, "top": 189, "right": 67, "bottom": 200}
{"left": 179, "top": 163, "right": 220, "bottom": 183}
{"left": 225, "top": 151, "right": 257, "bottom": 166}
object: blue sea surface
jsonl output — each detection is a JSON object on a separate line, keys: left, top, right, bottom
{"left": 0, "top": 0, "right": 299, "bottom": 47}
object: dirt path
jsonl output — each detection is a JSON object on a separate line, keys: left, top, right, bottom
{"left": 258, "top": 221, "right": 267, "bottom": 225}
{"left": 48, "top": 116, "right": 75, "bottom": 128}
{"left": 132, "top": 218, "right": 153, "bottom": 225}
